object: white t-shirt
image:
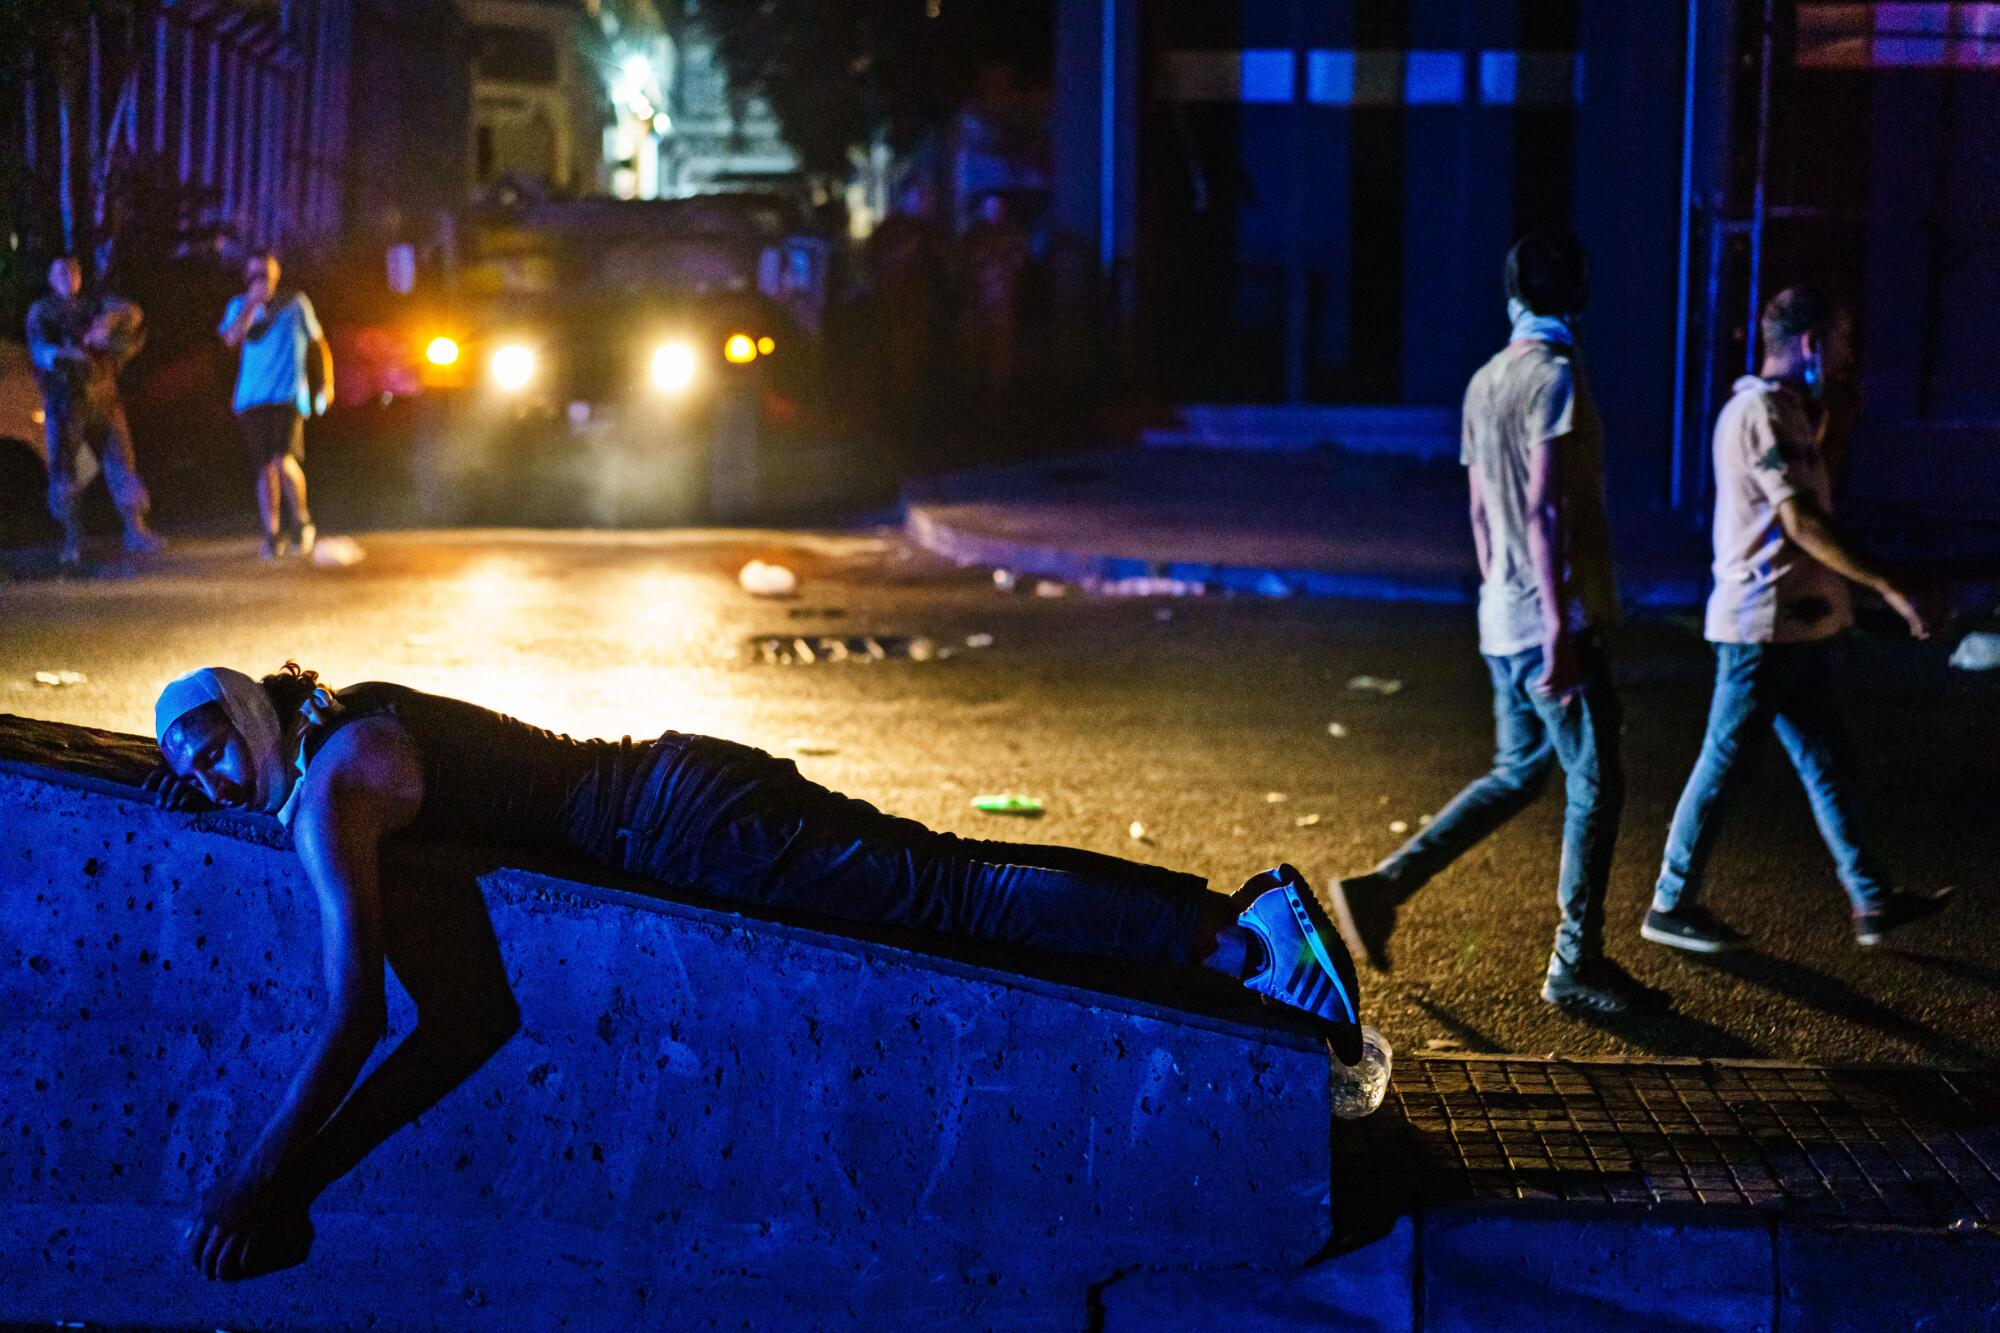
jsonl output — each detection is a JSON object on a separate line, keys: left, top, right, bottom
{"left": 1461, "top": 340, "right": 1620, "bottom": 657}
{"left": 1704, "top": 375, "right": 1852, "bottom": 644}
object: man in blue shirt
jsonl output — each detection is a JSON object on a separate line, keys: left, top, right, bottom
{"left": 219, "top": 251, "right": 333, "bottom": 558}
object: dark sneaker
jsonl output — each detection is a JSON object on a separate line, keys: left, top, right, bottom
{"left": 1854, "top": 887, "right": 1956, "bottom": 946}
{"left": 1541, "top": 956, "right": 1653, "bottom": 1014}
{"left": 122, "top": 525, "right": 165, "bottom": 555}
{"left": 1235, "top": 864, "right": 1365, "bottom": 1065}
{"left": 1641, "top": 903, "right": 1750, "bottom": 954}
{"left": 1326, "top": 871, "right": 1402, "bottom": 972}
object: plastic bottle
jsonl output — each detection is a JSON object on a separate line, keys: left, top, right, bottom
{"left": 1330, "top": 1024, "right": 1393, "bottom": 1120}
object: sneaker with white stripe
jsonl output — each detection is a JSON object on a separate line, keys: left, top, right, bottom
{"left": 1234, "top": 864, "right": 1364, "bottom": 1065}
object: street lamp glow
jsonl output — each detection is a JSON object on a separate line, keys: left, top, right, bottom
{"left": 651, "top": 340, "right": 697, "bottom": 392}
{"left": 425, "top": 336, "right": 460, "bottom": 366}
{"left": 756, "top": 336, "right": 776, "bottom": 356}
{"left": 621, "top": 53, "right": 652, "bottom": 87}
{"left": 491, "top": 343, "right": 536, "bottom": 391}
{"left": 723, "top": 333, "right": 758, "bottom": 364}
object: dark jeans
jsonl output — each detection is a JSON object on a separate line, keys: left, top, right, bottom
{"left": 569, "top": 733, "right": 1209, "bottom": 965}
{"left": 1654, "top": 641, "right": 1888, "bottom": 914}
{"left": 44, "top": 395, "right": 151, "bottom": 535}
{"left": 1375, "top": 635, "right": 1624, "bottom": 968}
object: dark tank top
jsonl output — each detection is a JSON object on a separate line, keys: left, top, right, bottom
{"left": 306, "top": 681, "right": 620, "bottom": 847}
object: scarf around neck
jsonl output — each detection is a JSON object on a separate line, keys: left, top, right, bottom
{"left": 1508, "top": 298, "right": 1575, "bottom": 348}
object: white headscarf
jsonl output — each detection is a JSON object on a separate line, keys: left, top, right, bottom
{"left": 154, "top": 666, "right": 296, "bottom": 819}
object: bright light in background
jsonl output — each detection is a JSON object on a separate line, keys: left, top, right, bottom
{"left": 723, "top": 333, "right": 757, "bottom": 364}
{"left": 620, "top": 53, "right": 652, "bottom": 87}
{"left": 756, "top": 336, "right": 776, "bottom": 356}
{"left": 491, "top": 343, "right": 536, "bottom": 391}
{"left": 425, "top": 336, "right": 460, "bottom": 366}
{"left": 651, "top": 340, "right": 697, "bottom": 392}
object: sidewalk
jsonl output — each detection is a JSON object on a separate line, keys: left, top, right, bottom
{"left": 1104, "top": 1053, "right": 2000, "bottom": 1329}
{"left": 903, "top": 445, "right": 2000, "bottom": 611}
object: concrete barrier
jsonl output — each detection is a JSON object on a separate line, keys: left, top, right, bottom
{"left": 0, "top": 715, "right": 1333, "bottom": 1330}
{"left": 1098, "top": 1217, "right": 1417, "bottom": 1333}
{"left": 1419, "top": 1204, "right": 1774, "bottom": 1332}
{"left": 1776, "top": 1222, "right": 2000, "bottom": 1331}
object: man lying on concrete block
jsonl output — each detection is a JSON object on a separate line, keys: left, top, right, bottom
{"left": 146, "top": 661, "right": 1364, "bottom": 1280}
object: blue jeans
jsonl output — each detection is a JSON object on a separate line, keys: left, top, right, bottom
{"left": 1654, "top": 641, "right": 1888, "bottom": 914}
{"left": 1376, "top": 635, "right": 1624, "bottom": 968}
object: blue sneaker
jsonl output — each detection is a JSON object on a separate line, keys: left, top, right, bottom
{"left": 1233, "top": 864, "right": 1364, "bottom": 1065}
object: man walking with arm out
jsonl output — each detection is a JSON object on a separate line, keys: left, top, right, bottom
{"left": 1641, "top": 287, "right": 1950, "bottom": 955}
{"left": 220, "top": 251, "right": 331, "bottom": 559}
{"left": 1328, "top": 232, "right": 1646, "bottom": 1013}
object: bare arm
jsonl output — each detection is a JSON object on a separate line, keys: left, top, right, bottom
{"left": 186, "top": 719, "right": 421, "bottom": 1280}
{"left": 283, "top": 873, "right": 520, "bottom": 1213}
{"left": 1467, "top": 465, "right": 1492, "bottom": 583}
{"left": 1524, "top": 434, "right": 1580, "bottom": 699}
{"left": 219, "top": 282, "right": 268, "bottom": 350}
{"left": 1777, "top": 493, "right": 1931, "bottom": 638}
{"left": 312, "top": 334, "right": 335, "bottom": 412}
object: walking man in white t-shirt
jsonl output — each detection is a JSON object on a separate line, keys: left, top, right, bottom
{"left": 1642, "top": 286, "right": 1952, "bottom": 954}
{"left": 1329, "top": 233, "right": 1647, "bottom": 1014}
{"left": 219, "top": 251, "right": 331, "bottom": 559}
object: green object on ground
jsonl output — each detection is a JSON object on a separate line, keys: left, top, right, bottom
{"left": 972, "top": 793, "right": 1045, "bottom": 816}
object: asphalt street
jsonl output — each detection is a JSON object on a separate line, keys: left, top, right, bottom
{"left": 2, "top": 530, "right": 1993, "bottom": 1065}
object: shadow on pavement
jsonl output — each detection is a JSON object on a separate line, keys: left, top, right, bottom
{"left": 1892, "top": 950, "right": 2000, "bottom": 1009}
{"left": 1402, "top": 990, "right": 1507, "bottom": 1054}
{"left": 1560, "top": 997, "right": 1768, "bottom": 1060}
{"left": 1703, "top": 950, "right": 1989, "bottom": 1066}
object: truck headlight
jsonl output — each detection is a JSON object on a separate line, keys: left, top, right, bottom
{"left": 491, "top": 343, "right": 536, "bottom": 391}
{"left": 651, "top": 341, "right": 697, "bottom": 393}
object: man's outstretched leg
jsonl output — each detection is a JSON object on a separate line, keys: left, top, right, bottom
{"left": 1330, "top": 652, "right": 1552, "bottom": 971}
{"left": 1642, "top": 644, "right": 1772, "bottom": 954}
{"left": 1772, "top": 646, "right": 1954, "bottom": 946}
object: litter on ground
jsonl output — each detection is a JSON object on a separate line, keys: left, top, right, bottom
{"left": 1347, "top": 675, "right": 1403, "bottom": 695}
{"left": 311, "top": 535, "right": 366, "bottom": 568}
{"left": 972, "top": 794, "right": 1044, "bottom": 816}
{"left": 1090, "top": 576, "right": 1206, "bottom": 598}
{"left": 32, "top": 670, "right": 87, "bottom": 687}
{"left": 738, "top": 560, "right": 799, "bottom": 597}
{"left": 1949, "top": 631, "right": 2000, "bottom": 671}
